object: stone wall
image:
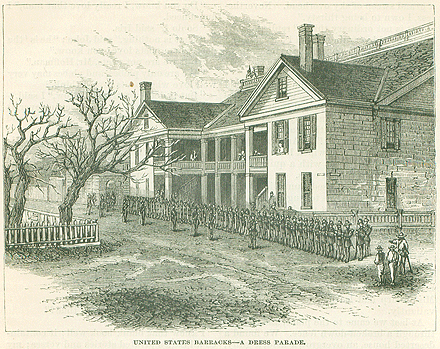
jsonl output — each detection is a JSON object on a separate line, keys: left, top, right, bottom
{"left": 326, "top": 103, "right": 435, "bottom": 212}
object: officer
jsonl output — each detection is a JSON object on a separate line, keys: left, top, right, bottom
{"left": 191, "top": 205, "right": 200, "bottom": 237}
{"left": 208, "top": 207, "right": 216, "bottom": 240}
{"left": 170, "top": 204, "right": 178, "bottom": 231}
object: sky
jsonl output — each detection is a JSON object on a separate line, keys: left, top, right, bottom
{"left": 3, "top": 3, "right": 434, "bottom": 123}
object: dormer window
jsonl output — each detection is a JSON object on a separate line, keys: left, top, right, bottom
{"left": 277, "top": 76, "right": 287, "bottom": 99}
{"left": 143, "top": 118, "right": 149, "bottom": 130}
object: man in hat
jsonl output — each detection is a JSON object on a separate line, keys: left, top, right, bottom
{"left": 374, "top": 245, "right": 386, "bottom": 285}
{"left": 391, "top": 231, "right": 412, "bottom": 274}
{"left": 387, "top": 244, "right": 399, "bottom": 285}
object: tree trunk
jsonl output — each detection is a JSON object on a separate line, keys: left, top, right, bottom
{"left": 3, "top": 166, "right": 13, "bottom": 228}
{"left": 59, "top": 178, "right": 87, "bottom": 225}
{"left": 9, "top": 169, "right": 30, "bottom": 227}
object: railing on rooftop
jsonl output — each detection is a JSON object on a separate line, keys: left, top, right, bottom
{"left": 325, "top": 22, "right": 433, "bottom": 63}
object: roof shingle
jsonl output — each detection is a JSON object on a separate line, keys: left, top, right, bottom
{"left": 146, "top": 100, "right": 230, "bottom": 129}
{"left": 281, "top": 55, "right": 386, "bottom": 102}
{"left": 346, "top": 38, "right": 433, "bottom": 97}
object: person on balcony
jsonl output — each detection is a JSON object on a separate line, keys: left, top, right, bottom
{"left": 189, "top": 150, "right": 198, "bottom": 161}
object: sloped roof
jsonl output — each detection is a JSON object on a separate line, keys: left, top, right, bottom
{"left": 146, "top": 100, "right": 231, "bottom": 129}
{"left": 346, "top": 38, "right": 434, "bottom": 97}
{"left": 281, "top": 55, "right": 386, "bottom": 103}
{"left": 205, "top": 88, "right": 254, "bottom": 129}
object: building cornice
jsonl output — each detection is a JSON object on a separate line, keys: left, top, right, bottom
{"left": 325, "top": 22, "right": 434, "bottom": 63}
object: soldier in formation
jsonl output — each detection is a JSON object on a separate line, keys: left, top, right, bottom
{"left": 121, "top": 195, "right": 375, "bottom": 262}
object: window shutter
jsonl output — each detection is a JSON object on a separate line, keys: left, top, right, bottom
{"left": 380, "top": 118, "right": 387, "bottom": 149}
{"left": 298, "top": 117, "right": 304, "bottom": 151}
{"left": 283, "top": 120, "right": 289, "bottom": 153}
{"left": 395, "top": 119, "right": 401, "bottom": 150}
{"left": 311, "top": 114, "right": 317, "bottom": 150}
{"left": 272, "top": 122, "right": 277, "bottom": 155}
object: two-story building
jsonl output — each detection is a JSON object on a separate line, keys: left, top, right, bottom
{"left": 130, "top": 22, "right": 434, "bottom": 213}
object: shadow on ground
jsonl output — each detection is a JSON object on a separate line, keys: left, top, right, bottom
{"left": 69, "top": 286, "right": 290, "bottom": 330}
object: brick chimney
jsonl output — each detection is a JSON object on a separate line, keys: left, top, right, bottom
{"left": 298, "top": 24, "right": 314, "bottom": 72}
{"left": 313, "top": 34, "right": 326, "bottom": 61}
{"left": 139, "top": 81, "right": 152, "bottom": 103}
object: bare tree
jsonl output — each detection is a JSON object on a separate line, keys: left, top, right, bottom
{"left": 4, "top": 96, "right": 70, "bottom": 227}
{"left": 41, "top": 80, "right": 183, "bottom": 224}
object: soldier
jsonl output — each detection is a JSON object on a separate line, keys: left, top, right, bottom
{"left": 291, "top": 215, "right": 298, "bottom": 249}
{"left": 335, "top": 220, "right": 344, "bottom": 261}
{"left": 122, "top": 196, "right": 129, "bottom": 223}
{"left": 98, "top": 194, "right": 106, "bottom": 218}
{"left": 364, "top": 217, "right": 372, "bottom": 258}
{"left": 139, "top": 198, "right": 147, "bottom": 226}
{"left": 248, "top": 213, "right": 257, "bottom": 249}
{"left": 342, "top": 220, "right": 353, "bottom": 263}
{"left": 170, "top": 204, "right": 178, "bottom": 231}
{"left": 327, "top": 220, "right": 336, "bottom": 259}
{"left": 308, "top": 218, "right": 315, "bottom": 253}
{"left": 374, "top": 245, "right": 386, "bottom": 285}
{"left": 313, "top": 218, "right": 321, "bottom": 255}
{"left": 208, "top": 207, "right": 216, "bottom": 240}
{"left": 355, "top": 219, "right": 365, "bottom": 261}
{"left": 387, "top": 244, "right": 399, "bottom": 285}
{"left": 86, "top": 193, "right": 96, "bottom": 215}
{"left": 191, "top": 205, "right": 200, "bottom": 237}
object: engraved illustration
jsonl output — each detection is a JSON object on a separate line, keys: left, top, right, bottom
{"left": 3, "top": 4, "right": 435, "bottom": 334}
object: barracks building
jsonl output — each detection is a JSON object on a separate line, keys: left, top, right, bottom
{"left": 129, "top": 22, "right": 435, "bottom": 213}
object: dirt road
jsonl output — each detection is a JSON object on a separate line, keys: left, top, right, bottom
{"left": 5, "top": 202, "right": 435, "bottom": 331}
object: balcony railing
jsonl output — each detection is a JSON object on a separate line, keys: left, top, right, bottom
{"left": 175, "top": 161, "right": 202, "bottom": 170}
{"left": 218, "top": 161, "right": 231, "bottom": 171}
{"left": 233, "top": 160, "right": 245, "bottom": 170}
{"left": 250, "top": 155, "right": 267, "bottom": 168}
{"left": 205, "top": 162, "right": 215, "bottom": 171}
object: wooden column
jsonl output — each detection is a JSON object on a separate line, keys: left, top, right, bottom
{"left": 245, "top": 127, "right": 254, "bottom": 208}
{"left": 201, "top": 139, "right": 208, "bottom": 204}
{"left": 231, "top": 135, "right": 237, "bottom": 207}
{"left": 215, "top": 137, "right": 221, "bottom": 205}
{"left": 164, "top": 137, "right": 172, "bottom": 200}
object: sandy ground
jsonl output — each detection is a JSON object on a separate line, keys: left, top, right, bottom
{"left": 4, "top": 200, "right": 436, "bottom": 332}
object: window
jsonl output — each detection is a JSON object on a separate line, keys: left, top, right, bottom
{"left": 272, "top": 120, "right": 289, "bottom": 155}
{"left": 301, "top": 172, "right": 312, "bottom": 209}
{"left": 381, "top": 118, "right": 400, "bottom": 150}
{"left": 143, "top": 118, "right": 149, "bottom": 130}
{"left": 276, "top": 173, "right": 286, "bottom": 208}
{"left": 298, "top": 114, "right": 317, "bottom": 152}
{"left": 386, "top": 177, "right": 397, "bottom": 210}
{"left": 277, "top": 76, "right": 287, "bottom": 99}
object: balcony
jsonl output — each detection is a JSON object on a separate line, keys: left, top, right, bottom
{"left": 233, "top": 160, "right": 245, "bottom": 171}
{"left": 205, "top": 162, "right": 215, "bottom": 171}
{"left": 218, "top": 161, "right": 231, "bottom": 171}
{"left": 250, "top": 155, "right": 267, "bottom": 168}
{"left": 175, "top": 161, "right": 202, "bottom": 170}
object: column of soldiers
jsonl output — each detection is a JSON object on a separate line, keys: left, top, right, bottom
{"left": 121, "top": 195, "right": 372, "bottom": 261}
